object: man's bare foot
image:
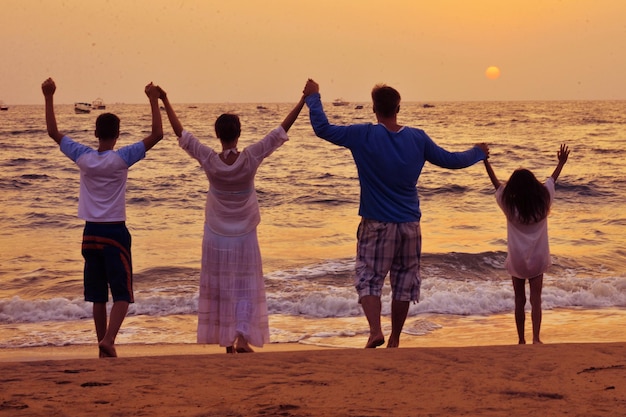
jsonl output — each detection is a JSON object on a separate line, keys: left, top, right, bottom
{"left": 386, "top": 338, "right": 399, "bottom": 348}
{"left": 533, "top": 339, "right": 543, "bottom": 344}
{"left": 518, "top": 340, "right": 526, "bottom": 345}
{"left": 98, "top": 342, "right": 117, "bottom": 358}
{"left": 365, "top": 336, "right": 385, "bottom": 348}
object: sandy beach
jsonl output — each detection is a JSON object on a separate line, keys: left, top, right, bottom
{"left": 0, "top": 342, "right": 624, "bottom": 416}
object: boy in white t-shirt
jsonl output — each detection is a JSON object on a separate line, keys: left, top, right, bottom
{"left": 42, "top": 78, "right": 163, "bottom": 357}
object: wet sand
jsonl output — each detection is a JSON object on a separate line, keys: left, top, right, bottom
{"left": 0, "top": 342, "right": 624, "bottom": 416}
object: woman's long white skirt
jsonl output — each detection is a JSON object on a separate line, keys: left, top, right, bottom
{"left": 197, "top": 226, "right": 270, "bottom": 347}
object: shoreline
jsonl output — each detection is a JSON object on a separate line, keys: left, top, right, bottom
{"left": 0, "top": 341, "right": 329, "bottom": 363}
{"left": 3, "top": 307, "right": 625, "bottom": 362}
{"left": 0, "top": 342, "right": 624, "bottom": 416}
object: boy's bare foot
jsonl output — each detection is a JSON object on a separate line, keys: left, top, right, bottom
{"left": 533, "top": 339, "right": 543, "bottom": 344}
{"left": 98, "top": 342, "right": 117, "bottom": 358}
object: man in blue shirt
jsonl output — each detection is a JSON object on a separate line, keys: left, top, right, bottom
{"left": 303, "top": 79, "right": 488, "bottom": 348}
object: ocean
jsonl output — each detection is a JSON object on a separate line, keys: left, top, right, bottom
{"left": 1, "top": 100, "right": 625, "bottom": 350}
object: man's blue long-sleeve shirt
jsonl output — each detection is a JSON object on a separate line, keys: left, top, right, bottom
{"left": 305, "top": 93, "right": 486, "bottom": 222}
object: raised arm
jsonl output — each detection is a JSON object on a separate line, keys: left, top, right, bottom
{"left": 483, "top": 158, "right": 501, "bottom": 190}
{"left": 302, "top": 78, "right": 353, "bottom": 146}
{"left": 157, "top": 87, "right": 183, "bottom": 137}
{"left": 41, "top": 78, "right": 64, "bottom": 144}
{"left": 278, "top": 79, "right": 321, "bottom": 132}
{"left": 142, "top": 83, "right": 164, "bottom": 151}
{"left": 550, "top": 143, "right": 569, "bottom": 182}
{"left": 280, "top": 95, "right": 306, "bottom": 132}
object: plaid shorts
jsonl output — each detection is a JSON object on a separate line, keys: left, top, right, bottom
{"left": 354, "top": 218, "right": 421, "bottom": 302}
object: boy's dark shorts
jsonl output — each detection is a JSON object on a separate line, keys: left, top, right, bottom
{"left": 81, "top": 222, "right": 134, "bottom": 303}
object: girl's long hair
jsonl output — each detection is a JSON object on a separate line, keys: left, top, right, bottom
{"left": 502, "top": 169, "right": 551, "bottom": 224}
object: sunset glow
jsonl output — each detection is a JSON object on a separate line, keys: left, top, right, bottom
{"left": 0, "top": 0, "right": 625, "bottom": 103}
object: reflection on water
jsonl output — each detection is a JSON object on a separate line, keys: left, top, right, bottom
{"left": 1, "top": 101, "right": 625, "bottom": 349}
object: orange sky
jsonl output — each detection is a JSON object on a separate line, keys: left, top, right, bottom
{"left": 1, "top": 0, "right": 625, "bottom": 104}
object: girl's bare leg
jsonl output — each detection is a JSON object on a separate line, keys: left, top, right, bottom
{"left": 528, "top": 274, "right": 544, "bottom": 344}
{"left": 512, "top": 277, "right": 527, "bottom": 344}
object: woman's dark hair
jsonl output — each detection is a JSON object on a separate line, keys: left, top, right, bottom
{"left": 371, "top": 84, "right": 401, "bottom": 118}
{"left": 214, "top": 113, "right": 241, "bottom": 143}
{"left": 502, "top": 168, "right": 551, "bottom": 224}
{"left": 95, "top": 113, "right": 120, "bottom": 140}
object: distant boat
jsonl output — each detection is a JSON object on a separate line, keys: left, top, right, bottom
{"left": 422, "top": 103, "right": 435, "bottom": 108}
{"left": 354, "top": 105, "right": 364, "bottom": 110}
{"left": 74, "top": 102, "right": 91, "bottom": 114}
{"left": 91, "top": 98, "right": 106, "bottom": 110}
{"left": 0, "top": 100, "right": 8, "bottom": 111}
{"left": 332, "top": 98, "right": 349, "bottom": 106}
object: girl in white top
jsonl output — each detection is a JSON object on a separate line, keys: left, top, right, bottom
{"left": 158, "top": 86, "right": 305, "bottom": 353}
{"left": 484, "top": 144, "right": 569, "bottom": 344}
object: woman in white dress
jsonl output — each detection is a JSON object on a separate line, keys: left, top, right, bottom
{"left": 158, "top": 87, "right": 305, "bottom": 353}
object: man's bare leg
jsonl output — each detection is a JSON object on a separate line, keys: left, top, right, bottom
{"left": 98, "top": 300, "right": 129, "bottom": 357}
{"left": 512, "top": 277, "right": 527, "bottom": 344}
{"left": 361, "top": 295, "right": 384, "bottom": 348}
{"left": 387, "top": 300, "right": 409, "bottom": 348}
{"left": 529, "top": 274, "right": 544, "bottom": 344}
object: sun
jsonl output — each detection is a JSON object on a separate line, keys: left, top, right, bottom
{"left": 485, "top": 66, "right": 501, "bottom": 80}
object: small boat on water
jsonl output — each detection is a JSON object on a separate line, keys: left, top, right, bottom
{"left": 91, "top": 98, "right": 106, "bottom": 110}
{"left": 74, "top": 102, "right": 92, "bottom": 114}
{"left": 332, "top": 98, "right": 349, "bottom": 106}
{"left": 354, "top": 105, "right": 364, "bottom": 110}
{"left": 0, "top": 100, "right": 8, "bottom": 111}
